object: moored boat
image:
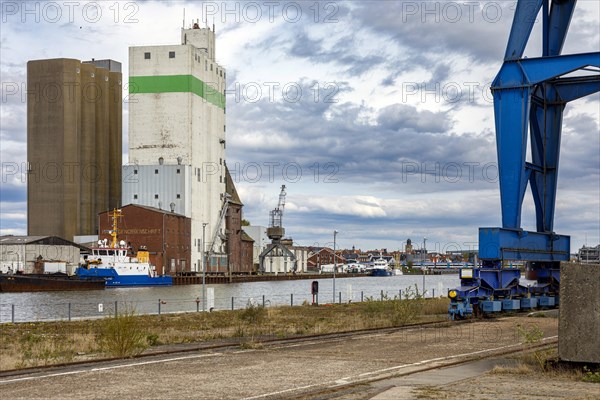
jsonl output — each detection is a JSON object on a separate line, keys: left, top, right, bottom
{"left": 0, "top": 273, "right": 105, "bottom": 292}
{"left": 76, "top": 209, "right": 173, "bottom": 287}
{"left": 370, "top": 256, "right": 392, "bottom": 277}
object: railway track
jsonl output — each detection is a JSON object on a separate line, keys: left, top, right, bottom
{"left": 0, "top": 317, "right": 557, "bottom": 400}
{"left": 0, "top": 318, "right": 459, "bottom": 379}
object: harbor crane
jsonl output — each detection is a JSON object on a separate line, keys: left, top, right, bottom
{"left": 449, "top": 0, "right": 600, "bottom": 318}
{"left": 259, "top": 185, "right": 297, "bottom": 273}
{"left": 206, "top": 192, "right": 231, "bottom": 278}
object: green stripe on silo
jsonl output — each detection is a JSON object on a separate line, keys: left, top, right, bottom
{"left": 129, "top": 75, "right": 225, "bottom": 109}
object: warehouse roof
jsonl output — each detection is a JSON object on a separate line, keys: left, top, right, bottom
{"left": 0, "top": 235, "right": 90, "bottom": 251}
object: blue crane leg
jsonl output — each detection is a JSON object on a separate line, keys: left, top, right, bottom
{"left": 529, "top": 86, "right": 565, "bottom": 233}
{"left": 546, "top": 0, "right": 577, "bottom": 56}
{"left": 493, "top": 88, "right": 532, "bottom": 230}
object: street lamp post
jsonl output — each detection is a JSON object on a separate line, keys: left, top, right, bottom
{"left": 202, "top": 223, "right": 208, "bottom": 312}
{"left": 422, "top": 237, "right": 427, "bottom": 295}
{"left": 333, "top": 230, "right": 338, "bottom": 304}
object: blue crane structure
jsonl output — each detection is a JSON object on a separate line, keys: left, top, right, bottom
{"left": 449, "top": 0, "right": 600, "bottom": 318}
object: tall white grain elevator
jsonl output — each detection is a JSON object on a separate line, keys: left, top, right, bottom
{"left": 125, "top": 22, "right": 227, "bottom": 271}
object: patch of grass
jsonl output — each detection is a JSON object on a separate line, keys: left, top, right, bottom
{"left": 490, "top": 363, "right": 534, "bottom": 375}
{"left": 239, "top": 341, "right": 264, "bottom": 350}
{"left": 0, "top": 297, "right": 450, "bottom": 371}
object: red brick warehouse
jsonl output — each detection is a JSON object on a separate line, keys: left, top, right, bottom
{"left": 98, "top": 204, "right": 191, "bottom": 275}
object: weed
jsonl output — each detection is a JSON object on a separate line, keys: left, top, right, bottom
{"left": 238, "top": 302, "right": 266, "bottom": 325}
{"left": 516, "top": 323, "right": 551, "bottom": 371}
{"left": 490, "top": 364, "right": 534, "bottom": 375}
{"left": 98, "top": 309, "right": 148, "bottom": 358}
{"left": 239, "top": 340, "right": 264, "bottom": 350}
{"left": 146, "top": 333, "right": 161, "bottom": 346}
{"left": 582, "top": 366, "right": 600, "bottom": 383}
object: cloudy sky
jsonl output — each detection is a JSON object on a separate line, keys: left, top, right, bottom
{"left": 1, "top": 1, "right": 599, "bottom": 253}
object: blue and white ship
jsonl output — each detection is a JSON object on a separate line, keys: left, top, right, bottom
{"left": 370, "top": 256, "right": 392, "bottom": 277}
{"left": 76, "top": 209, "right": 172, "bottom": 287}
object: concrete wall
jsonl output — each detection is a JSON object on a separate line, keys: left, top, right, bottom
{"left": 245, "top": 226, "right": 269, "bottom": 265}
{"left": 559, "top": 262, "right": 600, "bottom": 363}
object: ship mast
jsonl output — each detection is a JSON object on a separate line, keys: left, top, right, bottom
{"left": 110, "top": 209, "right": 123, "bottom": 248}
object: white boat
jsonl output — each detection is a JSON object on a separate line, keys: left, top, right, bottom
{"left": 371, "top": 256, "right": 392, "bottom": 277}
{"left": 76, "top": 209, "right": 172, "bottom": 287}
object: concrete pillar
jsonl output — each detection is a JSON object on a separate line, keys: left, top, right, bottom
{"left": 559, "top": 262, "right": 600, "bottom": 363}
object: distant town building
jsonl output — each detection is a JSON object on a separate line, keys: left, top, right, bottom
{"left": 27, "top": 58, "right": 122, "bottom": 240}
{"left": 98, "top": 204, "right": 191, "bottom": 275}
{"left": 307, "top": 248, "right": 345, "bottom": 271}
{"left": 578, "top": 245, "right": 600, "bottom": 264}
{"left": 127, "top": 24, "right": 226, "bottom": 272}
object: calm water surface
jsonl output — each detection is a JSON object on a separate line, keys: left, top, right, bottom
{"left": 0, "top": 274, "right": 462, "bottom": 322}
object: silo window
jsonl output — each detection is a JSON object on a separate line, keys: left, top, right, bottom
{"left": 176, "top": 194, "right": 181, "bottom": 199}
{"left": 134, "top": 169, "right": 138, "bottom": 174}
{"left": 169, "top": 51, "right": 175, "bottom": 58}
{"left": 144, "top": 52, "right": 151, "bottom": 59}
{"left": 155, "top": 194, "right": 159, "bottom": 199}
{"left": 176, "top": 169, "right": 181, "bottom": 174}
{"left": 155, "top": 169, "right": 159, "bottom": 174}
{"left": 133, "top": 194, "right": 138, "bottom": 199}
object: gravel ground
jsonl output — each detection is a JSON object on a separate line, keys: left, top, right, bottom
{"left": 1, "top": 316, "right": 589, "bottom": 400}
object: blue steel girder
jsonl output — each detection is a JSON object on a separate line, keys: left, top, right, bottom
{"left": 491, "top": 63, "right": 600, "bottom": 231}
{"left": 491, "top": 59, "right": 599, "bottom": 229}
{"left": 493, "top": 52, "right": 600, "bottom": 88}
{"left": 505, "top": 0, "right": 577, "bottom": 60}
{"left": 529, "top": 78, "right": 600, "bottom": 232}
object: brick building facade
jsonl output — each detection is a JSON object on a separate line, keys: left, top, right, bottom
{"left": 98, "top": 204, "right": 191, "bottom": 275}
{"left": 225, "top": 169, "right": 254, "bottom": 274}
{"left": 307, "top": 247, "right": 346, "bottom": 271}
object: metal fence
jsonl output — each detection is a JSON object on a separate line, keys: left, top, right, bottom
{"left": 0, "top": 286, "right": 448, "bottom": 324}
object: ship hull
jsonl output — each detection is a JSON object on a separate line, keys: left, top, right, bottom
{"left": 76, "top": 268, "right": 173, "bottom": 287}
{"left": 370, "top": 268, "right": 392, "bottom": 277}
{"left": 0, "top": 274, "right": 106, "bottom": 292}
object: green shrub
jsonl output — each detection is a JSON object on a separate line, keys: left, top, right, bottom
{"left": 238, "top": 302, "right": 266, "bottom": 325}
{"left": 98, "top": 310, "right": 148, "bottom": 358}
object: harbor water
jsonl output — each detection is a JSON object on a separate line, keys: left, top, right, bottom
{"left": 0, "top": 275, "right": 461, "bottom": 323}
